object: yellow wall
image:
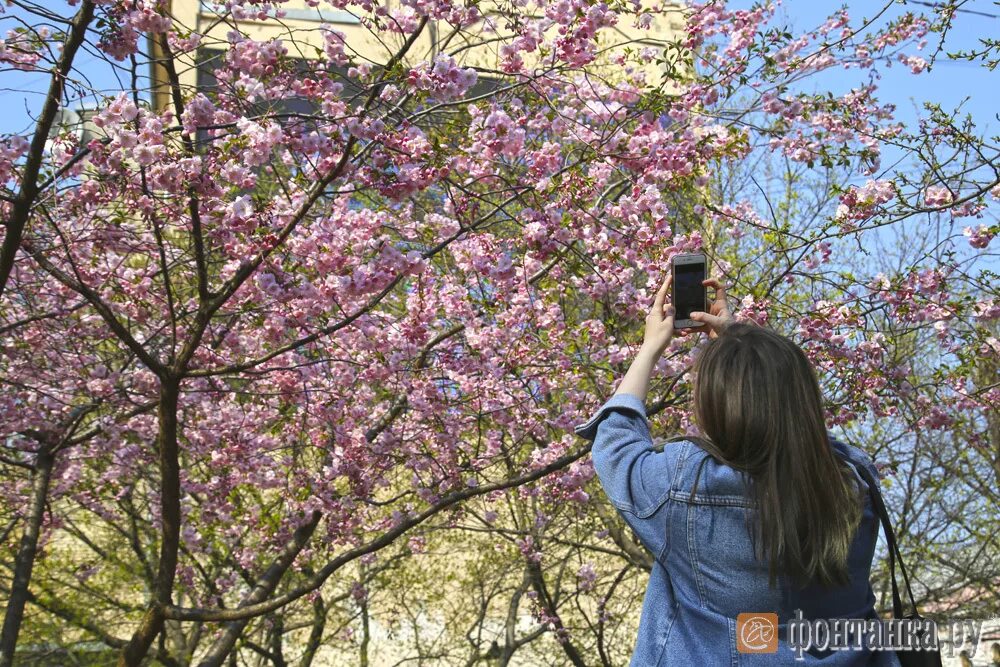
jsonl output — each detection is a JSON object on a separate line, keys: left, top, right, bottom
{"left": 153, "top": 0, "right": 687, "bottom": 110}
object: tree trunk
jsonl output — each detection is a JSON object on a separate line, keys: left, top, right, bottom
{"left": 0, "top": 449, "right": 54, "bottom": 667}
{"left": 297, "top": 593, "right": 325, "bottom": 667}
{"left": 119, "top": 381, "right": 182, "bottom": 666}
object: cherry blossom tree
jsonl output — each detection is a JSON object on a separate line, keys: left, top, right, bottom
{"left": 1, "top": 0, "right": 997, "bottom": 664}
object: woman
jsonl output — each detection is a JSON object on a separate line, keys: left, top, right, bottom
{"left": 574, "top": 273, "right": 901, "bottom": 666}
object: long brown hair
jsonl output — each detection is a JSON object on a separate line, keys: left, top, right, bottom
{"left": 685, "top": 322, "right": 862, "bottom": 588}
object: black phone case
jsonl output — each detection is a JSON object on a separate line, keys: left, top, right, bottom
{"left": 672, "top": 258, "right": 707, "bottom": 328}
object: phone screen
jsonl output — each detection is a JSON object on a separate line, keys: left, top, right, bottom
{"left": 674, "top": 261, "right": 706, "bottom": 321}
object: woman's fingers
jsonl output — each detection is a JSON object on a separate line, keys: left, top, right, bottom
{"left": 690, "top": 311, "right": 726, "bottom": 328}
{"left": 653, "top": 273, "right": 672, "bottom": 314}
{"left": 703, "top": 277, "right": 727, "bottom": 303}
{"left": 703, "top": 277, "right": 732, "bottom": 317}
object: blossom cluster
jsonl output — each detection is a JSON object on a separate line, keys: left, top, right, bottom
{"left": 406, "top": 54, "right": 478, "bottom": 102}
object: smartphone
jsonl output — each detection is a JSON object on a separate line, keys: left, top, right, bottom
{"left": 671, "top": 253, "right": 707, "bottom": 329}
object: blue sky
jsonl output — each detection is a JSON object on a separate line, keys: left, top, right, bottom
{"left": 758, "top": 0, "right": 998, "bottom": 141}
{"left": 728, "top": 1, "right": 998, "bottom": 272}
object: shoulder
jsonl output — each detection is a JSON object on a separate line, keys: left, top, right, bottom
{"left": 650, "top": 436, "right": 698, "bottom": 468}
{"left": 828, "top": 435, "right": 880, "bottom": 479}
{"left": 827, "top": 436, "right": 883, "bottom": 505}
{"left": 654, "top": 437, "right": 753, "bottom": 506}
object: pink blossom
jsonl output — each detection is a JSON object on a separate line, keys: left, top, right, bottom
{"left": 406, "top": 54, "right": 477, "bottom": 102}
{"left": 229, "top": 195, "right": 254, "bottom": 221}
{"left": 0, "top": 29, "right": 45, "bottom": 70}
{"left": 963, "top": 224, "right": 994, "bottom": 249}
{"left": 898, "top": 53, "right": 928, "bottom": 74}
{"left": 924, "top": 185, "right": 953, "bottom": 207}
{"left": 577, "top": 563, "right": 597, "bottom": 591}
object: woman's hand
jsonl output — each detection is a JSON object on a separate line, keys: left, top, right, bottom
{"left": 642, "top": 273, "right": 676, "bottom": 356}
{"left": 690, "top": 278, "right": 734, "bottom": 339}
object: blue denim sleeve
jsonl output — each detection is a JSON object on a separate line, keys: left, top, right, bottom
{"left": 574, "top": 393, "right": 674, "bottom": 556}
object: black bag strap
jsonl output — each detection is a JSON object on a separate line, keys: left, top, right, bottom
{"left": 845, "top": 457, "right": 922, "bottom": 620}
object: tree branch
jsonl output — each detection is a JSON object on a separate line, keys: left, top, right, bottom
{"left": 0, "top": 0, "right": 96, "bottom": 302}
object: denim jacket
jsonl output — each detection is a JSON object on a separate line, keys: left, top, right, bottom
{"left": 574, "top": 393, "right": 902, "bottom": 666}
